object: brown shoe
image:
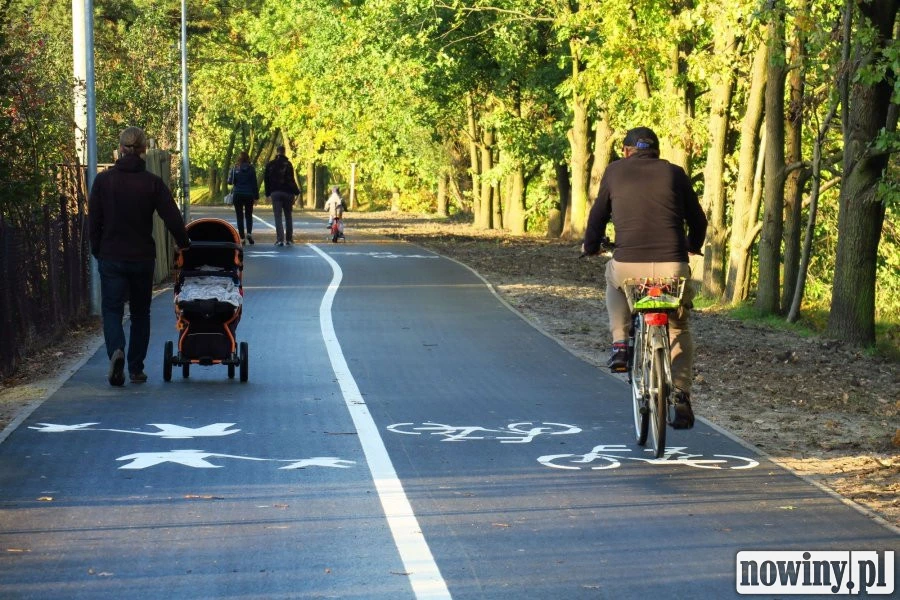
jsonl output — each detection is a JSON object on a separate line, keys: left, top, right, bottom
{"left": 129, "top": 371, "right": 148, "bottom": 384}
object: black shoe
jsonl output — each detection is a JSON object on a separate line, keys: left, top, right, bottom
{"left": 247, "top": 234, "right": 254, "bottom": 245}
{"left": 108, "top": 349, "right": 125, "bottom": 386}
{"left": 606, "top": 342, "right": 628, "bottom": 372}
{"left": 286, "top": 240, "right": 293, "bottom": 246}
{"left": 275, "top": 241, "right": 284, "bottom": 247}
{"left": 671, "top": 391, "right": 695, "bottom": 429}
{"left": 129, "top": 371, "right": 148, "bottom": 384}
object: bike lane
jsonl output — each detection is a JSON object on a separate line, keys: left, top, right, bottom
{"left": 326, "top": 242, "right": 899, "bottom": 600}
{"left": 0, "top": 217, "right": 417, "bottom": 599}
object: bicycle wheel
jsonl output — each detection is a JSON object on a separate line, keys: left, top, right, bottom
{"left": 648, "top": 346, "right": 669, "bottom": 458}
{"left": 630, "top": 323, "right": 649, "bottom": 445}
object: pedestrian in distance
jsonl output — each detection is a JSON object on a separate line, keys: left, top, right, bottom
{"left": 263, "top": 145, "right": 300, "bottom": 246}
{"left": 88, "top": 126, "right": 191, "bottom": 386}
{"left": 581, "top": 126, "right": 707, "bottom": 429}
{"left": 227, "top": 151, "right": 259, "bottom": 246}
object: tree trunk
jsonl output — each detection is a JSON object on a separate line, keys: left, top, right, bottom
{"left": 492, "top": 162, "right": 503, "bottom": 230}
{"left": 588, "top": 114, "right": 614, "bottom": 203}
{"left": 214, "top": 129, "right": 237, "bottom": 199}
{"left": 828, "top": 0, "right": 897, "bottom": 345}
{"left": 508, "top": 165, "right": 526, "bottom": 234}
{"left": 726, "top": 35, "right": 768, "bottom": 302}
{"left": 305, "top": 161, "right": 316, "bottom": 208}
{"left": 701, "top": 29, "right": 737, "bottom": 300}
{"left": 437, "top": 172, "right": 449, "bottom": 216}
{"left": 565, "top": 40, "right": 590, "bottom": 239}
{"left": 756, "top": 6, "right": 787, "bottom": 315}
{"left": 781, "top": 1, "right": 808, "bottom": 313}
{"left": 662, "top": 36, "right": 690, "bottom": 172}
{"left": 477, "top": 127, "right": 495, "bottom": 229}
{"left": 548, "top": 163, "right": 570, "bottom": 238}
{"left": 466, "top": 95, "right": 482, "bottom": 222}
{"left": 788, "top": 98, "right": 838, "bottom": 322}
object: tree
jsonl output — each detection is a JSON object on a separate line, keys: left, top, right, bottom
{"left": 828, "top": 0, "right": 898, "bottom": 345}
{"left": 727, "top": 34, "right": 769, "bottom": 303}
{"left": 756, "top": 2, "right": 788, "bottom": 314}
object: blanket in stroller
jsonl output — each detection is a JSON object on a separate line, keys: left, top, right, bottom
{"left": 176, "top": 274, "right": 242, "bottom": 307}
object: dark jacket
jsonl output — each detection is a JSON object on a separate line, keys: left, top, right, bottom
{"left": 89, "top": 153, "right": 190, "bottom": 261}
{"left": 228, "top": 163, "right": 259, "bottom": 200}
{"left": 264, "top": 155, "right": 300, "bottom": 196}
{"left": 583, "top": 151, "right": 707, "bottom": 263}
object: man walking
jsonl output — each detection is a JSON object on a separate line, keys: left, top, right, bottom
{"left": 89, "top": 126, "right": 191, "bottom": 386}
{"left": 264, "top": 145, "right": 300, "bottom": 246}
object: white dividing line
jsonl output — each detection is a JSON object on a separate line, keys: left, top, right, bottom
{"left": 252, "top": 214, "right": 275, "bottom": 229}
{"left": 308, "top": 244, "right": 451, "bottom": 599}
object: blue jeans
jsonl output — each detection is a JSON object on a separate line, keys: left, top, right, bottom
{"left": 98, "top": 259, "right": 156, "bottom": 375}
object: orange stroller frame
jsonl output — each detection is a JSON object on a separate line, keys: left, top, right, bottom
{"left": 163, "top": 218, "right": 249, "bottom": 382}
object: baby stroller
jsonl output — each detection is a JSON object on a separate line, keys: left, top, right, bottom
{"left": 163, "top": 218, "right": 249, "bottom": 382}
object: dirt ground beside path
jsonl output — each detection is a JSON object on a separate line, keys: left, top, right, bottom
{"left": 1, "top": 209, "right": 897, "bottom": 530}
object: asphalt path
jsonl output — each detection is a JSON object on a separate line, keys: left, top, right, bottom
{"left": 0, "top": 206, "right": 896, "bottom": 599}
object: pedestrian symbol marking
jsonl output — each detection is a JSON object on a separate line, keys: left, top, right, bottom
{"left": 30, "top": 422, "right": 241, "bottom": 438}
{"left": 30, "top": 422, "right": 357, "bottom": 471}
{"left": 115, "top": 450, "right": 358, "bottom": 471}
{"left": 116, "top": 450, "right": 265, "bottom": 469}
{"left": 279, "top": 457, "right": 356, "bottom": 470}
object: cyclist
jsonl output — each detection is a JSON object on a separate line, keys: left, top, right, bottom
{"left": 324, "top": 186, "right": 344, "bottom": 229}
{"left": 582, "top": 127, "right": 707, "bottom": 429}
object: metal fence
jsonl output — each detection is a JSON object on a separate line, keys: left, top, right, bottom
{"left": 0, "top": 153, "right": 180, "bottom": 379}
{"left": 0, "top": 166, "right": 92, "bottom": 379}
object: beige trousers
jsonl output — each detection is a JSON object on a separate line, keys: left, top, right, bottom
{"left": 605, "top": 260, "right": 696, "bottom": 393}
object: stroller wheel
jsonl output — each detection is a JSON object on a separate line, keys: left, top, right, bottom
{"left": 163, "top": 341, "right": 173, "bottom": 382}
{"left": 239, "top": 341, "right": 249, "bottom": 382}
{"left": 182, "top": 362, "right": 190, "bottom": 379}
{"left": 228, "top": 362, "right": 235, "bottom": 379}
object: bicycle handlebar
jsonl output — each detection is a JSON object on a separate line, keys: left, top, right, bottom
{"left": 579, "top": 237, "right": 615, "bottom": 259}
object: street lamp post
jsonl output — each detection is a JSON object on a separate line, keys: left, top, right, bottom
{"left": 73, "top": 0, "right": 100, "bottom": 314}
{"left": 350, "top": 162, "right": 356, "bottom": 210}
{"left": 180, "top": 0, "right": 191, "bottom": 222}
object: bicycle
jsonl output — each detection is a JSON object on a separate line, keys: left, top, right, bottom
{"left": 330, "top": 215, "right": 345, "bottom": 243}
{"left": 622, "top": 276, "right": 686, "bottom": 458}
{"left": 537, "top": 444, "right": 759, "bottom": 471}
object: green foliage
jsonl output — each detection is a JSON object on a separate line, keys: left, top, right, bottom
{"left": 0, "top": 1, "right": 78, "bottom": 222}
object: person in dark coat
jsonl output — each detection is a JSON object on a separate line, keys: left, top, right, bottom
{"left": 263, "top": 145, "right": 300, "bottom": 246}
{"left": 89, "top": 126, "right": 191, "bottom": 386}
{"left": 582, "top": 126, "right": 707, "bottom": 429}
{"left": 227, "top": 151, "right": 259, "bottom": 245}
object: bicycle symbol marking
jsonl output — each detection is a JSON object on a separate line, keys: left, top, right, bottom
{"left": 537, "top": 444, "right": 759, "bottom": 470}
{"left": 386, "top": 422, "right": 582, "bottom": 443}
